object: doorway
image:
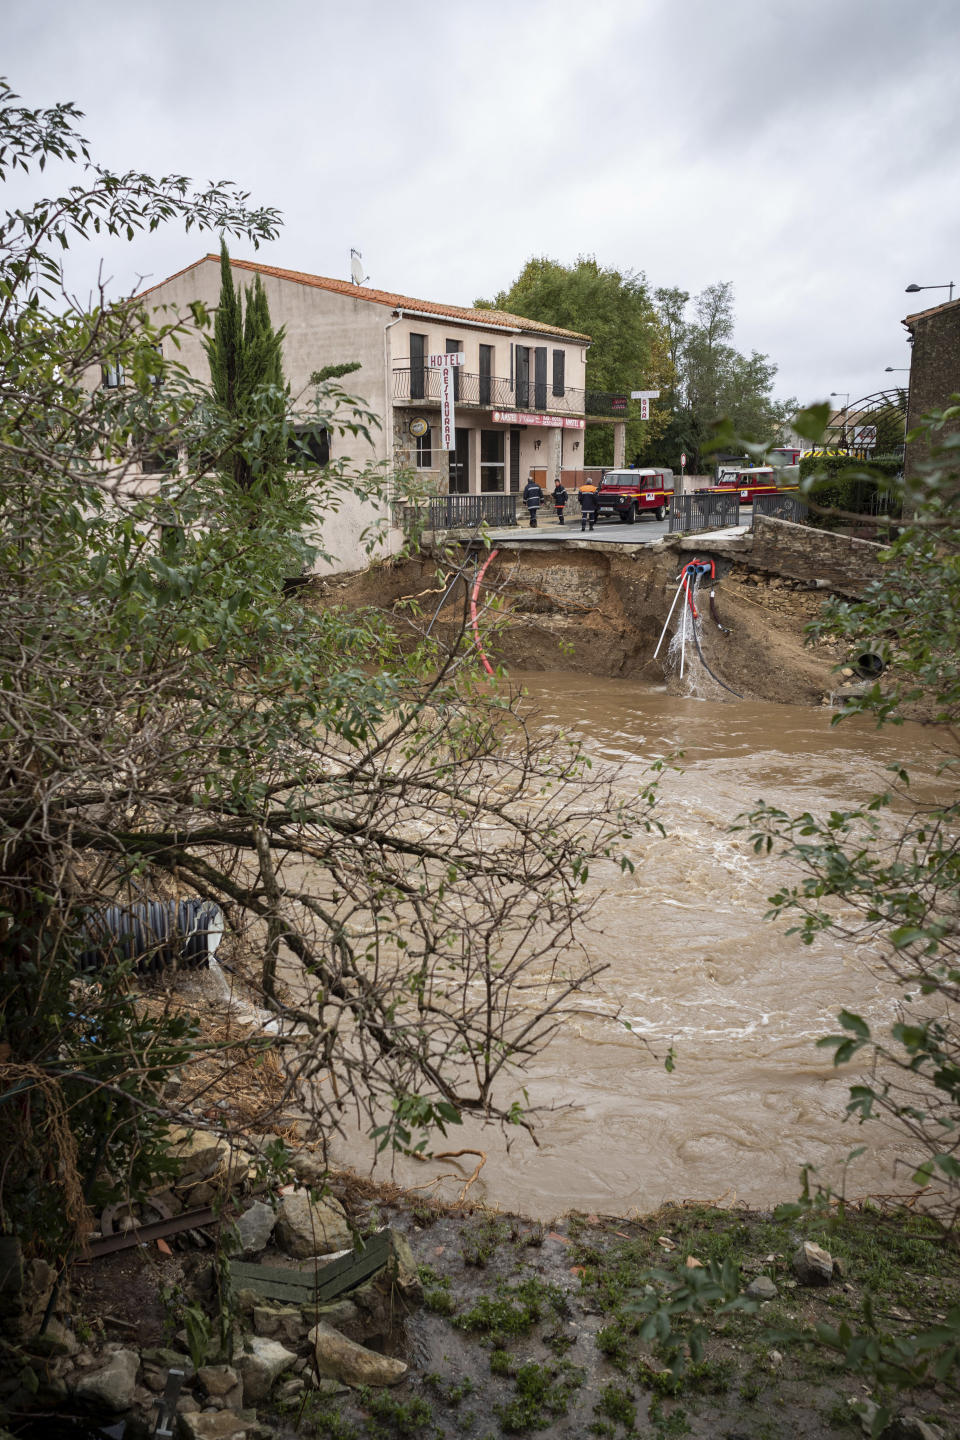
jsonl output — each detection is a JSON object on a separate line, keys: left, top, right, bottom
{"left": 448, "top": 429, "right": 470, "bottom": 493}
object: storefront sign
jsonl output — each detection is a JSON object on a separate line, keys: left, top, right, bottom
{"left": 409, "top": 417, "right": 429, "bottom": 437}
{"left": 492, "top": 412, "right": 586, "bottom": 430}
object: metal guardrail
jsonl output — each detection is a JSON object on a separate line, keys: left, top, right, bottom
{"left": 669, "top": 493, "right": 743, "bottom": 533}
{"left": 396, "top": 493, "right": 519, "bottom": 533}
{"left": 752, "top": 493, "right": 810, "bottom": 524}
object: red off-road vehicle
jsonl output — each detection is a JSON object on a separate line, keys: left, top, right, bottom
{"left": 699, "top": 466, "right": 798, "bottom": 504}
{"left": 593, "top": 468, "right": 674, "bottom": 523}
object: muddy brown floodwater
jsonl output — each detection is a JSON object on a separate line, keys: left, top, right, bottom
{"left": 332, "top": 671, "right": 945, "bottom": 1220}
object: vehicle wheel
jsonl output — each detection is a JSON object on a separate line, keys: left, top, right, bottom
{"left": 655, "top": 504, "right": 666, "bottom": 521}
{"left": 617, "top": 510, "right": 629, "bottom": 524}
{"left": 627, "top": 504, "right": 637, "bottom": 525}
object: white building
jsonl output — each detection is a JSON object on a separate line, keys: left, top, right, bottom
{"left": 139, "top": 256, "right": 592, "bottom": 574}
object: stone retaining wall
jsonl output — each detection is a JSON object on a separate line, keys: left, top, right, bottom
{"left": 748, "top": 515, "right": 884, "bottom": 596}
{"left": 673, "top": 516, "right": 885, "bottom": 598}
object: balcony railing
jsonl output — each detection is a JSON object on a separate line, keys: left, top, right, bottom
{"left": 393, "top": 369, "right": 632, "bottom": 420}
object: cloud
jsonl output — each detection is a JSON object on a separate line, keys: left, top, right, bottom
{"left": 3, "top": 0, "right": 955, "bottom": 406}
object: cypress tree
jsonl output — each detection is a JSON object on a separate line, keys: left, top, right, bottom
{"left": 206, "top": 241, "right": 287, "bottom": 492}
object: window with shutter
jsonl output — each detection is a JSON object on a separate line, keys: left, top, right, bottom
{"left": 515, "top": 346, "right": 530, "bottom": 407}
{"left": 534, "top": 347, "right": 547, "bottom": 410}
{"left": 552, "top": 349, "right": 565, "bottom": 397}
{"left": 446, "top": 338, "right": 462, "bottom": 400}
{"left": 479, "top": 344, "right": 493, "bottom": 406}
{"left": 410, "top": 333, "right": 426, "bottom": 400}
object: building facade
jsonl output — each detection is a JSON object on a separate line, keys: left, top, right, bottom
{"left": 903, "top": 296, "right": 960, "bottom": 482}
{"left": 138, "top": 256, "right": 590, "bottom": 573}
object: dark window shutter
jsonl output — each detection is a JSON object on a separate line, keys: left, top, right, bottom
{"left": 515, "top": 346, "right": 530, "bottom": 407}
{"left": 410, "top": 333, "right": 426, "bottom": 400}
{"left": 446, "top": 338, "right": 462, "bottom": 399}
{"left": 479, "top": 344, "right": 493, "bottom": 406}
{"left": 509, "top": 428, "right": 521, "bottom": 492}
{"left": 552, "top": 349, "right": 565, "bottom": 397}
{"left": 534, "top": 347, "right": 547, "bottom": 409}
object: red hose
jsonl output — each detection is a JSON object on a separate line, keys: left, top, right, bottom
{"left": 470, "top": 548, "right": 499, "bottom": 676}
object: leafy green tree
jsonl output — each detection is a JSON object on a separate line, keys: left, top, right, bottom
{"left": 0, "top": 82, "right": 647, "bottom": 1264}
{"left": 648, "top": 282, "right": 796, "bottom": 472}
{"left": 476, "top": 256, "right": 669, "bottom": 465}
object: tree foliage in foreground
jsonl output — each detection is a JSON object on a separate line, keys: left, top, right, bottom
{"left": 0, "top": 82, "right": 649, "bottom": 1260}
{"left": 743, "top": 406, "right": 960, "bottom": 1223}
{"left": 476, "top": 256, "right": 669, "bottom": 466}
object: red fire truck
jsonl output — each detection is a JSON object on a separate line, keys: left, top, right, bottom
{"left": 592, "top": 468, "right": 674, "bottom": 523}
{"left": 699, "top": 466, "right": 798, "bottom": 505}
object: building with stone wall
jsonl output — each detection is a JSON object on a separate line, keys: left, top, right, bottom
{"left": 903, "top": 296, "right": 960, "bottom": 481}
{"left": 137, "top": 256, "right": 591, "bottom": 574}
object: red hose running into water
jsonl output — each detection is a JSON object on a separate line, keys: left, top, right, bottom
{"left": 470, "top": 548, "right": 499, "bottom": 676}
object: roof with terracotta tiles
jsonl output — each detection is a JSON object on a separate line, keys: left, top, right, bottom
{"left": 904, "top": 296, "right": 960, "bottom": 327}
{"left": 139, "top": 255, "right": 591, "bottom": 343}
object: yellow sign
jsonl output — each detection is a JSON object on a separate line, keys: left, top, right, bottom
{"left": 409, "top": 417, "right": 429, "bottom": 438}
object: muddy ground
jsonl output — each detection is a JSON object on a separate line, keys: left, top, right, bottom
{"left": 330, "top": 1195, "right": 960, "bottom": 1440}
{"left": 55, "top": 1184, "right": 960, "bottom": 1440}
{"left": 308, "top": 544, "right": 852, "bottom": 708}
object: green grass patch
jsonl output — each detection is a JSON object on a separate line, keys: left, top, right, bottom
{"left": 455, "top": 1275, "right": 567, "bottom": 1346}
{"left": 357, "top": 1388, "right": 434, "bottom": 1439}
{"left": 594, "top": 1381, "right": 637, "bottom": 1431}
{"left": 494, "top": 1358, "right": 583, "bottom": 1433}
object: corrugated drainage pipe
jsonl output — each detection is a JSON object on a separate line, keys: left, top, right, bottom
{"left": 78, "top": 898, "right": 224, "bottom": 973}
{"left": 852, "top": 652, "right": 885, "bottom": 679}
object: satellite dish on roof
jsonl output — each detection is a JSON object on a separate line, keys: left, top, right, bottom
{"left": 350, "top": 248, "right": 368, "bottom": 286}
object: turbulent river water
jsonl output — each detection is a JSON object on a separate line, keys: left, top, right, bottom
{"left": 334, "top": 671, "right": 944, "bottom": 1220}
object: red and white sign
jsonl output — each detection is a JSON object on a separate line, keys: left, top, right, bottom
{"left": 639, "top": 398, "right": 650, "bottom": 419}
{"left": 439, "top": 365, "right": 456, "bottom": 449}
{"left": 492, "top": 411, "right": 586, "bottom": 430}
{"left": 428, "top": 353, "right": 464, "bottom": 450}
{"left": 680, "top": 452, "right": 687, "bottom": 469}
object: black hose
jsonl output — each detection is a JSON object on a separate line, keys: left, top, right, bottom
{"left": 709, "top": 589, "right": 730, "bottom": 634}
{"left": 691, "top": 620, "right": 743, "bottom": 699}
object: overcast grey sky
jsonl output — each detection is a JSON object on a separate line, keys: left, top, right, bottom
{"left": 6, "top": 0, "right": 958, "bottom": 409}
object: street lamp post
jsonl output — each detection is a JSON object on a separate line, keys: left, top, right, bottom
{"left": 884, "top": 367, "right": 909, "bottom": 372}
{"left": 906, "top": 281, "right": 955, "bottom": 302}
{"left": 830, "top": 392, "right": 850, "bottom": 446}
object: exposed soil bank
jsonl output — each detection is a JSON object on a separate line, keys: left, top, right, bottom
{"left": 308, "top": 535, "right": 861, "bottom": 707}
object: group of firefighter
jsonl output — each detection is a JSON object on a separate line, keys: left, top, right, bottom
{"left": 520, "top": 477, "right": 599, "bottom": 531}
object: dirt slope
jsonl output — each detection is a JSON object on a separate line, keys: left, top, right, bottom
{"left": 310, "top": 549, "right": 848, "bottom": 707}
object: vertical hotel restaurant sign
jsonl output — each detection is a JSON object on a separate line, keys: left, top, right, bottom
{"left": 428, "top": 352, "right": 464, "bottom": 449}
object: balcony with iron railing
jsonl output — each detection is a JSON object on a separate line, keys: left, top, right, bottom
{"left": 392, "top": 367, "right": 629, "bottom": 419}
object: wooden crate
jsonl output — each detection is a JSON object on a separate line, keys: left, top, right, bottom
{"left": 229, "top": 1228, "right": 392, "bottom": 1304}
